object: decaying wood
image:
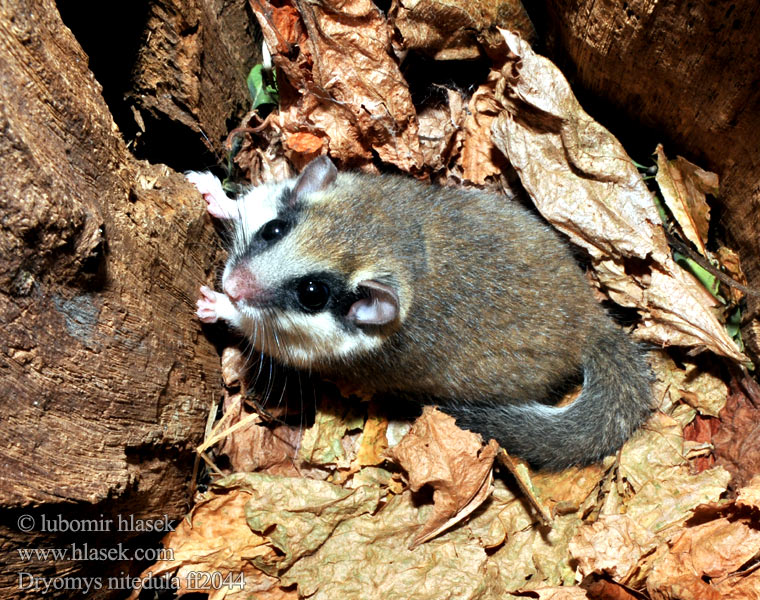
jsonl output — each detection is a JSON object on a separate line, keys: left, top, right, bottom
{"left": 0, "top": 0, "right": 226, "bottom": 596}
{"left": 539, "top": 0, "right": 760, "bottom": 354}
{"left": 127, "top": 0, "right": 260, "bottom": 157}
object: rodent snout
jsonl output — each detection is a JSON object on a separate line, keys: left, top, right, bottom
{"left": 223, "top": 265, "right": 262, "bottom": 303}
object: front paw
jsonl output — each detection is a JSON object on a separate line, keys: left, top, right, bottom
{"left": 185, "top": 171, "right": 239, "bottom": 220}
{"left": 196, "top": 285, "right": 223, "bottom": 323}
{"left": 196, "top": 285, "right": 241, "bottom": 328}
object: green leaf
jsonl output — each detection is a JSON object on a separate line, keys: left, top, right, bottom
{"left": 247, "top": 64, "right": 278, "bottom": 110}
{"left": 673, "top": 251, "right": 721, "bottom": 299}
{"left": 652, "top": 193, "right": 669, "bottom": 225}
{"left": 726, "top": 306, "right": 745, "bottom": 352}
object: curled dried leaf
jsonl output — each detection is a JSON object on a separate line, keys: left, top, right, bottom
{"left": 654, "top": 144, "right": 715, "bottom": 256}
{"left": 458, "top": 70, "right": 507, "bottom": 184}
{"left": 648, "top": 517, "right": 760, "bottom": 600}
{"left": 570, "top": 515, "right": 659, "bottom": 583}
{"left": 250, "top": 0, "right": 422, "bottom": 170}
{"left": 387, "top": 406, "right": 498, "bottom": 547}
{"left": 127, "top": 489, "right": 278, "bottom": 600}
{"left": 491, "top": 30, "right": 746, "bottom": 363}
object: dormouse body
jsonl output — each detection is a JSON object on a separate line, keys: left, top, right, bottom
{"left": 188, "top": 157, "right": 653, "bottom": 470}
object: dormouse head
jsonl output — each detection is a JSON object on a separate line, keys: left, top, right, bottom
{"left": 221, "top": 156, "right": 404, "bottom": 368}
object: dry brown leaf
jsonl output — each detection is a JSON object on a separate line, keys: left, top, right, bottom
{"left": 570, "top": 515, "right": 658, "bottom": 583}
{"left": 533, "top": 588, "right": 589, "bottom": 600}
{"left": 251, "top": 0, "right": 422, "bottom": 170}
{"left": 651, "top": 352, "right": 728, "bottom": 419}
{"left": 682, "top": 414, "right": 719, "bottom": 472}
{"left": 197, "top": 350, "right": 307, "bottom": 478}
{"left": 128, "top": 488, "right": 279, "bottom": 600}
{"left": 714, "top": 570, "right": 760, "bottom": 600}
{"left": 737, "top": 474, "right": 760, "bottom": 510}
{"left": 654, "top": 144, "right": 715, "bottom": 256}
{"left": 490, "top": 30, "right": 745, "bottom": 363}
{"left": 416, "top": 87, "right": 466, "bottom": 173}
{"left": 217, "top": 403, "right": 304, "bottom": 476}
{"left": 716, "top": 245, "right": 749, "bottom": 303}
{"left": 231, "top": 111, "right": 296, "bottom": 185}
{"left": 387, "top": 406, "right": 498, "bottom": 547}
{"left": 616, "top": 412, "right": 730, "bottom": 533}
{"left": 647, "top": 517, "right": 760, "bottom": 600}
{"left": 459, "top": 70, "right": 507, "bottom": 184}
{"left": 390, "top": 0, "right": 534, "bottom": 60}
{"left": 209, "top": 355, "right": 305, "bottom": 477}
{"left": 531, "top": 463, "right": 607, "bottom": 516}
{"left": 351, "top": 403, "right": 389, "bottom": 468}
{"left": 583, "top": 579, "right": 640, "bottom": 600}
{"left": 298, "top": 393, "right": 364, "bottom": 469}
{"left": 284, "top": 131, "right": 324, "bottom": 156}
{"left": 713, "top": 378, "right": 760, "bottom": 489}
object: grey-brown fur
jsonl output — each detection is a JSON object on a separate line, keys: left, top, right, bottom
{"left": 217, "top": 158, "right": 654, "bottom": 470}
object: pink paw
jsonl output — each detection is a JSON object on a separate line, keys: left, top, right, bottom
{"left": 185, "top": 171, "right": 239, "bottom": 220}
{"left": 196, "top": 285, "right": 222, "bottom": 323}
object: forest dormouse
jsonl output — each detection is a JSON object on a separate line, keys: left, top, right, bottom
{"left": 187, "top": 157, "right": 653, "bottom": 470}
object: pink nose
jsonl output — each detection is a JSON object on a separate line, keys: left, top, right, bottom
{"left": 223, "top": 266, "right": 261, "bottom": 302}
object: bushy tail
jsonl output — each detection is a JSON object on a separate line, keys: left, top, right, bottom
{"left": 442, "top": 325, "right": 654, "bottom": 470}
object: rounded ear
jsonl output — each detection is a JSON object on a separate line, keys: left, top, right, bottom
{"left": 290, "top": 156, "right": 337, "bottom": 203}
{"left": 348, "top": 280, "right": 400, "bottom": 326}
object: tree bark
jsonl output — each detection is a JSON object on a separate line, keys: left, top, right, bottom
{"left": 0, "top": 0, "right": 226, "bottom": 596}
{"left": 126, "top": 0, "right": 260, "bottom": 161}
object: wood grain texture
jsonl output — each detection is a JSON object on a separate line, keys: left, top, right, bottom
{"left": 127, "top": 0, "right": 260, "bottom": 157}
{"left": 0, "top": 0, "right": 225, "bottom": 594}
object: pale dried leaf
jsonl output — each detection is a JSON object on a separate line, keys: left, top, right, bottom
{"left": 298, "top": 393, "right": 364, "bottom": 469}
{"left": 237, "top": 472, "right": 382, "bottom": 575}
{"left": 651, "top": 352, "right": 727, "bottom": 419}
{"left": 280, "top": 491, "right": 499, "bottom": 599}
{"left": 531, "top": 463, "right": 607, "bottom": 515}
{"left": 459, "top": 70, "right": 506, "bottom": 184}
{"left": 488, "top": 512, "right": 583, "bottom": 591}
{"left": 221, "top": 346, "right": 247, "bottom": 388}
{"left": 127, "top": 488, "right": 278, "bottom": 600}
{"left": 654, "top": 144, "right": 714, "bottom": 256}
{"left": 615, "top": 412, "right": 730, "bottom": 532}
{"left": 736, "top": 474, "right": 760, "bottom": 510}
{"left": 570, "top": 515, "right": 658, "bottom": 582}
{"left": 351, "top": 404, "right": 390, "bottom": 469}
{"left": 416, "top": 87, "right": 465, "bottom": 172}
{"left": 387, "top": 407, "right": 498, "bottom": 546}
{"left": 490, "top": 30, "right": 745, "bottom": 363}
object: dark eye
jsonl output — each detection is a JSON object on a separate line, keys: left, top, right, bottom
{"left": 260, "top": 219, "right": 289, "bottom": 242}
{"left": 297, "top": 279, "right": 330, "bottom": 312}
